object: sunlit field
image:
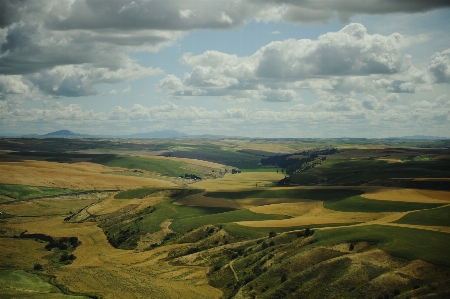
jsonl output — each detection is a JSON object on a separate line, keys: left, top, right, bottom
{"left": 1, "top": 137, "right": 450, "bottom": 298}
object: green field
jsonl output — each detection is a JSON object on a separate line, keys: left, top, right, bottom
{"left": 226, "top": 161, "right": 278, "bottom": 172}
{"left": 204, "top": 188, "right": 362, "bottom": 201}
{"left": 109, "top": 189, "right": 234, "bottom": 234}
{"left": 170, "top": 209, "right": 289, "bottom": 234}
{"left": 395, "top": 205, "right": 450, "bottom": 227}
{"left": 222, "top": 223, "right": 360, "bottom": 238}
{"left": 290, "top": 158, "right": 450, "bottom": 185}
{"left": 114, "top": 187, "right": 174, "bottom": 199}
{"left": 91, "top": 155, "right": 192, "bottom": 177}
{"left": 323, "top": 196, "right": 444, "bottom": 212}
{"left": 0, "top": 270, "right": 88, "bottom": 298}
{"left": 0, "top": 184, "right": 83, "bottom": 203}
{"left": 314, "top": 225, "right": 450, "bottom": 266}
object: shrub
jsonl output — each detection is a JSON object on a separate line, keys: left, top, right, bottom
{"left": 305, "top": 228, "right": 311, "bottom": 237}
{"left": 33, "top": 262, "right": 43, "bottom": 270}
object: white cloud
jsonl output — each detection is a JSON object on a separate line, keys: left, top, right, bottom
{"left": 122, "top": 85, "right": 131, "bottom": 94}
{"left": 384, "top": 93, "right": 400, "bottom": 102}
{"left": 158, "top": 24, "right": 429, "bottom": 101}
{"left": 429, "top": 48, "right": 450, "bottom": 83}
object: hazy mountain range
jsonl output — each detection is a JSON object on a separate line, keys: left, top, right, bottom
{"left": 0, "top": 130, "right": 448, "bottom": 140}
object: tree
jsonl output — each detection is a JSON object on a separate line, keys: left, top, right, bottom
{"left": 33, "top": 262, "right": 43, "bottom": 270}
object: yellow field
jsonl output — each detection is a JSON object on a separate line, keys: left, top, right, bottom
{"left": 0, "top": 160, "right": 175, "bottom": 190}
{"left": 240, "top": 201, "right": 392, "bottom": 227}
{"left": 0, "top": 238, "right": 49, "bottom": 269}
{"left": 142, "top": 155, "right": 227, "bottom": 169}
{"left": 0, "top": 193, "right": 109, "bottom": 217}
{"left": 2, "top": 152, "right": 450, "bottom": 298}
{"left": 361, "top": 187, "right": 450, "bottom": 203}
{"left": 2, "top": 205, "right": 220, "bottom": 299}
{"left": 192, "top": 172, "right": 285, "bottom": 190}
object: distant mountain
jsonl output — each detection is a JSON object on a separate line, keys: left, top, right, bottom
{"left": 125, "top": 130, "right": 187, "bottom": 139}
{"left": 388, "top": 135, "right": 448, "bottom": 140}
{"left": 37, "top": 129, "right": 188, "bottom": 139}
{"left": 44, "top": 130, "right": 78, "bottom": 137}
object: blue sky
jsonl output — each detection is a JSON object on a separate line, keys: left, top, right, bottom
{"left": 1, "top": 1, "right": 449, "bottom": 137}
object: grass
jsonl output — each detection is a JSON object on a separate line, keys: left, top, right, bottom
{"left": 91, "top": 155, "right": 190, "bottom": 177}
{"left": 395, "top": 205, "right": 450, "bottom": 227}
{"left": 204, "top": 188, "right": 362, "bottom": 201}
{"left": 110, "top": 189, "right": 233, "bottom": 235}
{"left": 225, "top": 161, "right": 278, "bottom": 172}
{"left": 170, "top": 209, "right": 289, "bottom": 234}
{"left": 222, "top": 223, "right": 360, "bottom": 238}
{"left": 168, "top": 144, "right": 264, "bottom": 166}
{"left": 324, "top": 196, "right": 444, "bottom": 212}
{"left": 314, "top": 225, "right": 450, "bottom": 266}
{"left": 0, "top": 184, "right": 83, "bottom": 202}
{"left": 289, "top": 158, "right": 450, "bottom": 185}
{"left": 114, "top": 187, "right": 170, "bottom": 199}
{"left": 0, "top": 270, "right": 89, "bottom": 298}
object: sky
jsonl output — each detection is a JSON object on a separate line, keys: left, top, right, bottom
{"left": 0, "top": 0, "right": 449, "bottom": 138}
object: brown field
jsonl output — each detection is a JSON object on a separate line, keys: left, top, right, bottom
{"left": 210, "top": 140, "right": 296, "bottom": 153}
{"left": 176, "top": 191, "right": 313, "bottom": 209}
{"left": 0, "top": 238, "right": 49, "bottom": 269}
{"left": 239, "top": 201, "right": 392, "bottom": 227}
{"left": 143, "top": 155, "right": 227, "bottom": 169}
{"left": 0, "top": 193, "right": 110, "bottom": 217}
{"left": 2, "top": 205, "right": 221, "bottom": 299}
{"left": 0, "top": 160, "right": 175, "bottom": 190}
{"left": 361, "top": 187, "right": 450, "bottom": 203}
{"left": 192, "top": 172, "right": 284, "bottom": 190}
{"left": 86, "top": 194, "right": 166, "bottom": 216}
{"left": 2, "top": 143, "right": 450, "bottom": 298}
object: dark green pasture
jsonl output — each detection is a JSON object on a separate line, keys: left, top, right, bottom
{"left": 314, "top": 225, "right": 450, "bottom": 266}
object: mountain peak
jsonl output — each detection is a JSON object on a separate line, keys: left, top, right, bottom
{"left": 44, "top": 130, "right": 77, "bottom": 136}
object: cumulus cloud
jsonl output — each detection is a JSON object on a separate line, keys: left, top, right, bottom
{"left": 257, "top": 0, "right": 450, "bottom": 23}
{"left": 1, "top": 0, "right": 447, "bottom": 102}
{"left": 256, "top": 23, "right": 407, "bottom": 78}
{"left": 158, "top": 24, "right": 427, "bottom": 101}
{"left": 384, "top": 93, "right": 401, "bottom": 102}
{"left": 429, "top": 48, "right": 450, "bottom": 83}
{"left": 122, "top": 85, "right": 131, "bottom": 94}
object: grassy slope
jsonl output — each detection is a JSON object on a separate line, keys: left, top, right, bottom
{"left": 323, "top": 195, "right": 444, "bottom": 212}
{"left": 91, "top": 155, "right": 189, "bottom": 177}
{"left": 0, "top": 270, "right": 88, "bottom": 298}
{"left": 114, "top": 187, "right": 171, "bottom": 199}
{"left": 222, "top": 223, "right": 359, "bottom": 238}
{"left": 0, "top": 184, "right": 82, "bottom": 203}
{"left": 204, "top": 188, "right": 362, "bottom": 200}
{"left": 395, "top": 205, "right": 450, "bottom": 227}
{"left": 314, "top": 225, "right": 450, "bottom": 266}
{"left": 170, "top": 209, "right": 289, "bottom": 234}
{"left": 290, "top": 158, "right": 450, "bottom": 185}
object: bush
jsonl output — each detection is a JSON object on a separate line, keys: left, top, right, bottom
{"left": 33, "top": 262, "right": 43, "bottom": 270}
